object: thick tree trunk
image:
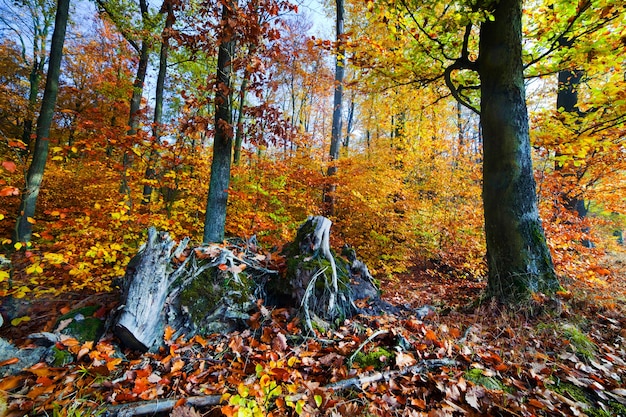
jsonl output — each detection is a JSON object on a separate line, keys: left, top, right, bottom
{"left": 204, "top": 3, "right": 236, "bottom": 243}
{"left": 14, "top": 0, "right": 70, "bottom": 243}
{"left": 478, "top": 0, "right": 559, "bottom": 301}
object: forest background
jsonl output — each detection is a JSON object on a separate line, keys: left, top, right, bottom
{"left": 0, "top": 0, "right": 624, "bottom": 302}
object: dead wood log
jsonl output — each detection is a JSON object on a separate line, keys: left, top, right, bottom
{"left": 114, "top": 217, "right": 379, "bottom": 351}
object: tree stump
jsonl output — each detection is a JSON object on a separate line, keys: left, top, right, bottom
{"left": 113, "top": 217, "right": 379, "bottom": 350}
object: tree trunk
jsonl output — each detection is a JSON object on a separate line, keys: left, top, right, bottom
{"left": 142, "top": 0, "right": 174, "bottom": 204}
{"left": 233, "top": 74, "right": 249, "bottom": 165}
{"left": 203, "top": 3, "right": 236, "bottom": 243}
{"left": 14, "top": 0, "right": 70, "bottom": 243}
{"left": 324, "top": 0, "right": 345, "bottom": 216}
{"left": 478, "top": 0, "right": 559, "bottom": 301}
{"left": 120, "top": 0, "right": 150, "bottom": 198}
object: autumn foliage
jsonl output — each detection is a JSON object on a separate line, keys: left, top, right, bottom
{"left": 1, "top": 0, "right": 626, "bottom": 415}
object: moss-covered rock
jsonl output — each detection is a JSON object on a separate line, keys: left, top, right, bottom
{"left": 55, "top": 306, "right": 104, "bottom": 342}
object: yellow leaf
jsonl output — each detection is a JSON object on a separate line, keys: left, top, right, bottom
{"left": 0, "top": 214, "right": 4, "bottom": 220}
{"left": 71, "top": 146, "right": 78, "bottom": 153}
{"left": 14, "top": 242, "right": 22, "bottom": 250}
{"left": 0, "top": 270, "right": 9, "bottom": 282}
{"left": 11, "top": 316, "right": 30, "bottom": 326}
{"left": 94, "top": 203, "right": 101, "bottom": 210}
{"left": 52, "top": 156, "right": 64, "bottom": 161}
{"left": 50, "top": 211, "right": 60, "bottom": 216}
{"left": 26, "top": 217, "right": 36, "bottom": 224}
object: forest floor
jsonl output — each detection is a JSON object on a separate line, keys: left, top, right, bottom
{"left": 1, "top": 253, "right": 626, "bottom": 416}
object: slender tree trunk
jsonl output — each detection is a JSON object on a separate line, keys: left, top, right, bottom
{"left": 324, "top": 0, "right": 345, "bottom": 216}
{"left": 14, "top": 0, "right": 70, "bottom": 243}
{"left": 120, "top": 0, "right": 150, "bottom": 199}
{"left": 233, "top": 75, "right": 248, "bottom": 165}
{"left": 22, "top": 64, "right": 43, "bottom": 151}
{"left": 478, "top": 0, "right": 559, "bottom": 301}
{"left": 142, "top": 0, "right": 173, "bottom": 204}
{"left": 204, "top": 3, "right": 236, "bottom": 243}
{"left": 343, "top": 97, "right": 355, "bottom": 153}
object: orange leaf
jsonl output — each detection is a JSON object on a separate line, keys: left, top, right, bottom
{"left": 36, "top": 375, "right": 54, "bottom": 387}
{"left": 0, "top": 357, "right": 19, "bottom": 367}
{"left": 424, "top": 329, "right": 438, "bottom": 342}
{"left": 0, "top": 186, "right": 19, "bottom": 197}
{"left": 171, "top": 359, "right": 185, "bottom": 373}
{"left": 164, "top": 325, "right": 175, "bottom": 342}
{"left": 218, "top": 263, "right": 228, "bottom": 271}
{"left": 1, "top": 161, "right": 16, "bottom": 173}
{"left": 0, "top": 375, "right": 23, "bottom": 391}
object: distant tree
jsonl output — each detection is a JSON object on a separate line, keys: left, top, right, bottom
{"left": 14, "top": 0, "right": 70, "bottom": 243}
{"left": 324, "top": 0, "right": 345, "bottom": 216}
{"left": 142, "top": 0, "right": 175, "bottom": 204}
{"left": 0, "top": 0, "right": 56, "bottom": 151}
{"left": 96, "top": 0, "right": 155, "bottom": 199}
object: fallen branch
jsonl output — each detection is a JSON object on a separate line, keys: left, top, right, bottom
{"left": 106, "top": 395, "right": 222, "bottom": 417}
{"left": 327, "top": 358, "right": 458, "bottom": 391}
{"left": 104, "top": 358, "right": 456, "bottom": 416}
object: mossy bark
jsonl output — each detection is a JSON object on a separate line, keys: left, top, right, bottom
{"left": 478, "top": 0, "right": 560, "bottom": 302}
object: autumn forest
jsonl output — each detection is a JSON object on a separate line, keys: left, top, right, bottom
{"left": 1, "top": 0, "right": 626, "bottom": 415}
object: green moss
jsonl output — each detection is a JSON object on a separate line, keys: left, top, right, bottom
{"left": 57, "top": 306, "right": 99, "bottom": 321}
{"left": 180, "top": 263, "right": 253, "bottom": 330}
{"left": 353, "top": 347, "right": 393, "bottom": 371}
{"left": 552, "top": 380, "right": 589, "bottom": 403}
{"left": 464, "top": 368, "right": 509, "bottom": 391}
{"left": 547, "top": 380, "right": 626, "bottom": 417}
{"left": 50, "top": 346, "right": 74, "bottom": 366}
{"left": 56, "top": 306, "right": 104, "bottom": 342}
{"left": 561, "top": 324, "right": 596, "bottom": 360}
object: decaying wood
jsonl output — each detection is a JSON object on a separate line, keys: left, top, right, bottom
{"left": 115, "top": 227, "right": 180, "bottom": 351}
{"left": 106, "top": 394, "right": 222, "bottom": 417}
{"left": 114, "top": 216, "right": 379, "bottom": 351}
{"left": 326, "top": 358, "right": 458, "bottom": 391}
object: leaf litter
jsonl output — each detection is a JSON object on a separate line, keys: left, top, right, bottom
{"left": 1, "top": 264, "right": 626, "bottom": 417}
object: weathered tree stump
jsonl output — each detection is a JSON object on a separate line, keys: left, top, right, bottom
{"left": 113, "top": 216, "right": 379, "bottom": 350}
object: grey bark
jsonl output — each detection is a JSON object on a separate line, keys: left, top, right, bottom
{"left": 203, "top": 3, "right": 236, "bottom": 243}
{"left": 324, "top": 0, "right": 345, "bottom": 216}
{"left": 120, "top": 0, "right": 150, "bottom": 197}
{"left": 478, "top": 0, "right": 559, "bottom": 301}
{"left": 14, "top": 0, "right": 70, "bottom": 243}
{"left": 142, "top": 0, "right": 174, "bottom": 204}
{"left": 114, "top": 228, "right": 178, "bottom": 351}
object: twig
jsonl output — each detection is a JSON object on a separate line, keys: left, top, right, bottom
{"left": 327, "top": 358, "right": 457, "bottom": 391}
